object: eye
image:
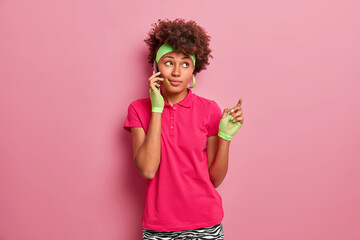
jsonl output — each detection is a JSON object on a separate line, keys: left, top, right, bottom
{"left": 182, "top": 62, "right": 189, "bottom": 67}
{"left": 165, "top": 61, "right": 172, "bottom": 66}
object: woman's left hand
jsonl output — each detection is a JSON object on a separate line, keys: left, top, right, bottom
{"left": 227, "top": 98, "right": 244, "bottom": 125}
{"left": 218, "top": 98, "right": 244, "bottom": 141}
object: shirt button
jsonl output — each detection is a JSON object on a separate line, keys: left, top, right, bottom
{"left": 173, "top": 107, "right": 176, "bottom": 109}
{"left": 170, "top": 126, "right": 174, "bottom": 129}
{"left": 171, "top": 117, "right": 174, "bottom": 119}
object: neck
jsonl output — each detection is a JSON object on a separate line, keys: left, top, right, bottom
{"left": 161, "top": 88, "right": 189, "bottom": 106}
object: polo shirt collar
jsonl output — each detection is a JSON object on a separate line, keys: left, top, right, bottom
{"left": 164, "top": 89, "right": 194, "bottom": 108}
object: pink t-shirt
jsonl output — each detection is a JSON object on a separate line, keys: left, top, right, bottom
{"left": 123, "top": 88, "right": 224, "bottom": 231}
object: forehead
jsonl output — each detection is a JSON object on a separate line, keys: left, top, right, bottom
{"left": 162, "top": 51, "right": 191, "bottom": 60}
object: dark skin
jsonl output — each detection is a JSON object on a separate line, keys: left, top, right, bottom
{"left": 207, "top": 98, "right": 243, "bottom": 187}
{"left": 140, "top": 51, "right": 244, "bottom": 187}
{"left": 149, "top": 51, "right": 193, "bottom": 105}
{"left": 225, "top": 99, "right": 244, "bottom": 124}
{"left": 149, "top": 51, "right": 244, "bottom": 125}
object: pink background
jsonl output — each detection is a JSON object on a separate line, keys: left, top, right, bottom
{"left": 1, "top": 0, "right": 359, "bottom": 239}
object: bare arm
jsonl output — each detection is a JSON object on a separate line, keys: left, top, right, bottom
{"left": 207, "top": 135, "right": 230, "bottom": 188}
{"left": 131, "top": 112, "right": 161, "bottom": 179}
{"left": 207, "top": 99, "right": 244, "bottom": 187}
{"left": 207, "top": 135, "right": 218, "bottom": 170}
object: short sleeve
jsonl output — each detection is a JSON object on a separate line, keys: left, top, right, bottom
{"left": 207, "top": 101, "right": 222, "bottom": 137}
{"left": 123, "top": 103, "right": 142, "bottom": 133}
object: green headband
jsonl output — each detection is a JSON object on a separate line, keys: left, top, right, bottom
{"left": 155, "top": 43, "right": 196, "bottom": 68}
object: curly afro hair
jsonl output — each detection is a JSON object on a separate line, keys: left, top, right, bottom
{"left": 144, "top": 18, "right": 213, "bottom": 75}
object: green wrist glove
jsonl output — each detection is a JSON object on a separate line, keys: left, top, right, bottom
{"left": 218, "top": 114, "right": 242, "bottom": 141}
{"left": 149, "top": 88, "right": 164, "bottom": 113}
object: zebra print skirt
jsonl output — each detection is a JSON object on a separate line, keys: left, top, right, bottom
{"left": 142, "top": 222, "right": 224, "bottom": 240}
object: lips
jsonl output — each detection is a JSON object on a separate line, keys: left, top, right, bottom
{"left": 169, "top": 80, "right": 182, "bottom": 86}
{"left": 169, "top": 79, "right": 182, "bottom": 83}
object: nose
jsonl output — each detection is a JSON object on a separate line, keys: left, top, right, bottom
{"left": 171, "top": 64, "right": 181, "bottom": 77}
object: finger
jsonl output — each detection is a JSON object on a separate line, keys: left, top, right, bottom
{"left": 230, "top": 111, "right": 243, "bottom": 120}
{"left": 149, "top": 77, "right": 164, "bottom": 83}
{"left": 153, "top": 79, "right": 163, "bottom": 87}
{"left": 150, "top": 84, "right": 157, "bottom": 91}
{"left": 232, "top": 116, "right": 244, "bottom": 123}
{"left": 149, "top": 72, "right": 162, "bottom": 80}
{"left": 221, "top": 108, "right": 232, "bottom": 118}
{"left": 150, "top": 72, "right": 157, "bottom": 79}
{"left": 150, "top": 73, "right": 163, "bottom": 79}
{"left": 231, "top": 105, "right": 242, "bottom": 111}
{"left": 149, "top": 76, "right": 163, "bottom": 82}
{"left": 150, "top": 83, "right": 161, "bottom": 92}
{"left": 150, "top": 78, "right": 164, "bottom": 84}
{"left": 151, "top": 76, "right": 164, "bottom": 87}
{"left": 229, "top": 106, "right": 242, "bottom": 115}
{"left": 236, "top": 98, "right": 242, "bottom": 107}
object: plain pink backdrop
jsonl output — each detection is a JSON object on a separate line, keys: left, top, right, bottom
{"left": 0, "top": 0, "right": 359, "bottom": 239}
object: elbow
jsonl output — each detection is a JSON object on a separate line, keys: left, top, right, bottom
{"left": 134, "top": 157, "right": 158, "bottom": 180}
{"left": 142, "top": 170, "right": 156, "bottom": 179}
{"left": 209, "top": 174, "right": 219, "bottom": 188}
{"left": 209, "top": 169, "right": 227, "bottom": 188}
{"left": 211, "top": 178, "right": 222, "bottom": 188}
{"left": 136, "top": 163, "right": 156, "bottom": 179}
{"left": 134, "top": 148, "right": 160, "bottom": 180}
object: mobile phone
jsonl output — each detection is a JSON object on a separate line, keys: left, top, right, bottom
{"left": 153, "top": 60, "right": 161, "bottom": 89}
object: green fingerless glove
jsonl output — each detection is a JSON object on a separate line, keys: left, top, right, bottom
{"left": 218, "top": 114, "right": 242, "bottom": 141}
{"left": 149, "top": 88, "right": 164, "bottom": 113}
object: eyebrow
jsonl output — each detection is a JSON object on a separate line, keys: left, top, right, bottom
{"left": 164, "top": 56, "right": 190, "bottom": 60}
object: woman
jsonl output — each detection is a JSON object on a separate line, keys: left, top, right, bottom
{"left": 124, "top": 18, "right": 244, "bottom": 240}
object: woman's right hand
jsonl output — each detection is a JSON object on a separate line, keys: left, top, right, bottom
{"left": 149, "top": 71, "right": 163, "bottom": 91}
{"left": 149, "top": 71, "right": 165, "bottom": 113}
